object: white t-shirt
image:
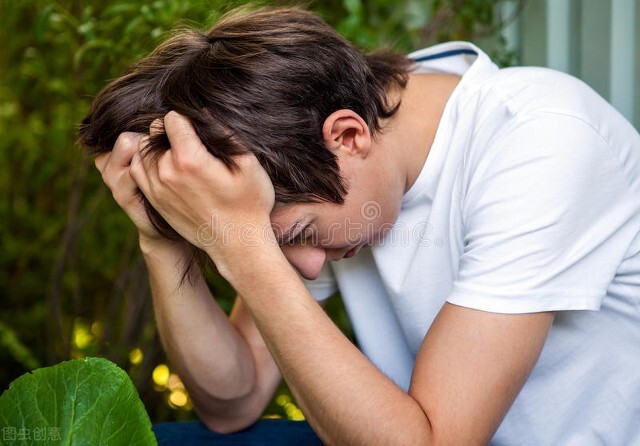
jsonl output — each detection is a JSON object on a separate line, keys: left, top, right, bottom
{"left": 304, "top": 42, "right": 640, "bottom": 445}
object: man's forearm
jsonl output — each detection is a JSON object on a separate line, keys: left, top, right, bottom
{"left": 219, "top": 242, "right": 432, "bottom": 446}
{"left": 140, "top": 239, "right": 261, "bottom": 427}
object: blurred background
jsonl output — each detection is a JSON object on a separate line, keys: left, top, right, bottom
{"left": 1, "top": 0, "right": 637, "bottom": 423}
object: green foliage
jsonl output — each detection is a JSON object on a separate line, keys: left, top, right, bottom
{"left": 0, "top": 0, "right": 522, "bottom": 425}
{"left": 425, "top": 0, "right": 523, "bottom": 65}
{"left": 0, "top": 322, "right": 41, "bottom": 372}
{"left": 0, "top": 357, "right": 156, "bottom": 445}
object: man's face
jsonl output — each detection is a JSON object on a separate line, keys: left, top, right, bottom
{"left": 270, "top": 159, "right": 401, "bottom": 280}
{"left": 268, "top": 106, "right": 408, "bottom": 279}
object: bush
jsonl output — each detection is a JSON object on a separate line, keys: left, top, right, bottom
{"left": 0, "top": 0, "right": 521, "bottom": 423}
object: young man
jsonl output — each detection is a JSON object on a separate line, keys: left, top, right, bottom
{"left": 80, "top": 7, "right": 640, "bottom": 445}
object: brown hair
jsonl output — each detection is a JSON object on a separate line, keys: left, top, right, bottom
{"left": 79, "top": 6, "right": 410, "bottom": 244}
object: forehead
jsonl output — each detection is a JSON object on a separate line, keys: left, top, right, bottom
{"left": 270, "top": 200, "right": 339, "bottom": 231}
{"left": 271, "top": 202, "right": 311, "bottom": 226}
{"left": 268, "top": 202, "right": 311, "bottom": 243}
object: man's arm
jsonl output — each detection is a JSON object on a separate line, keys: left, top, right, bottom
{"left": 141, "top": 240, "right": 282, "bottom": 433}
{"left": 130, "top": 111, "right": 556, "bottom": 445}
{"left": 95, "top": 131, "right": 281, "bottom": 433}
{"left": 221, "top": 248, "right": 554, "bottom": 445}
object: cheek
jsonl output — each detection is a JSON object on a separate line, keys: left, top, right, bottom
{"left": 348, "top": 215, "right": 397, "bottom": 246}
{"left": 372, "top": 219, "right": 395, "bottom": 244}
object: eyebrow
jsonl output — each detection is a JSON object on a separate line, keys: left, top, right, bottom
{"left": 276, "top": 218, "right": 303, "bottom": 245}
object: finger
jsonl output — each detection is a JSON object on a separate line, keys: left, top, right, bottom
{"left": 95, "top": 153, "right": 111, "bottom": 173}
{"left": 111, "top": 132, "right": 144, "bottom": 168}
{"left": 138, "top": 134, "right": 150, "bottom": 156}
{"left": 111, "top": 167, "right": 143, "bottom": 206}
{"left": 149, "top": 118, "right": 164, "bottom": 137}
{"left": 163, "top": 111, "right": 220, "bottom": 167}
{"left": 130, "top": 151, "right": 152, "bottom": 200}
{"left": 233, "top": 153, "right": 269, "bottom": 182}
{"left": 163, "top": 111, "right": 198, "bottom": 154}
{"left": 137, "top": 134, "right": 159, "bottom": 176}
{"left": 234, "top": 153, "right": 261, "bottom": 170}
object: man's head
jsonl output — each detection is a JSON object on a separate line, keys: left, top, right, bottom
{"left": 79, "top": 6, "right": 410, "bottom": 245}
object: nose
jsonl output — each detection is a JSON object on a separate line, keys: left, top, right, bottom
{"left": 280, "top": 244, "right": 327, "bottom": 280}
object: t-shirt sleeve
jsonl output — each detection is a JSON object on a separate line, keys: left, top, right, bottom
{"left": 447, "top": 112, "right": 637, "bottom": 313}
{"left": 302, "top": 261, "right": 338, "bottom": 302}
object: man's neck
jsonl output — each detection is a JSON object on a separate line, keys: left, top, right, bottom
{"left": 379, "top": 73, "right": 462, "bottom": 195}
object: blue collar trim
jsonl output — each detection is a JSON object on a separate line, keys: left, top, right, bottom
{"left": 412, "top": 48, "right": 478, "bottom": 62}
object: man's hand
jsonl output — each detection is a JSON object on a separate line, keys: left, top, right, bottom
{"left": 95, "top": 132, "right": 165, "bottom": 245}
{"left": 130, "top": 111, "right": 276, "bottom": 271}
{"left": 95, "top": 115, "right": 283, "bottom": 433}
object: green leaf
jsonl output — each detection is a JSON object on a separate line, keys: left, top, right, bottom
{"left": 33, "top": 5, "right": 54, "bottom": 43}
{"left": 0, "top": 357, "right": 157, "bottom": 446}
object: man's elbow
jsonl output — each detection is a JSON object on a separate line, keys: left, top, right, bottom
{"left": 194, "top": 396, "right": 265, "bottom": 435}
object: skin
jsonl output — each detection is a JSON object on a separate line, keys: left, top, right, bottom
{"left": 96, "top": 73, "right": 555, "bottom": 445}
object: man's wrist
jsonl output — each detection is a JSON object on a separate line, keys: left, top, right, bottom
{"left": 203, "top": 226, "right": 291, "bottom": 291}
{"left": 139, "top": 233, "right": 190, "bottom": 261}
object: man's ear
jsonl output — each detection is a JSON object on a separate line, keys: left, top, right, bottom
{"left": 322, "top": 109, "right": 371, "bottom": 158}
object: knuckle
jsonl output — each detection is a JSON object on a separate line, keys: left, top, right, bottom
{"left": 128, "top": 164, "right": 142, "bottom": 185}
{"left": 172, "top": 149, "right": 199, "bottom": 173}
{"left": 130, "top": 156, "right": 145, "bottom": 175}
{"left": 128, "top": 161, "right": 138, "bottom": 178}
{"left": 165, "top": 110, "right": 179, "bottom": 122}
{"left": 238, "top": 154, "right": 259, "bottom": 170}
{"left": 157, "top": 165, "right": 173, "bottom": 184}
{"left": 173, "top": 155, "right": 193, "bottom": 172}
{"left": 94, "top": 155, "right": 106, "bottom": 171}
{"left": 101, "top": 172, "right": 113, "bottom": 189}
{"left": 116, "top": 132, "right": 142, "bottom": 151}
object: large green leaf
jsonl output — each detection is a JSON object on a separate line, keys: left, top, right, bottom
{"left": 0, "top": 357, "right": 157, "bottom": 445}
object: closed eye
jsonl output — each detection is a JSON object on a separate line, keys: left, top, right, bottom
{"left": 288, "top": 224, "right": 310, "bottom": 245}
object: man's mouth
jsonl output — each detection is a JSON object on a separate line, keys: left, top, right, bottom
{"left": 343, "top": 244, "right": 367, "bottom": 259}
